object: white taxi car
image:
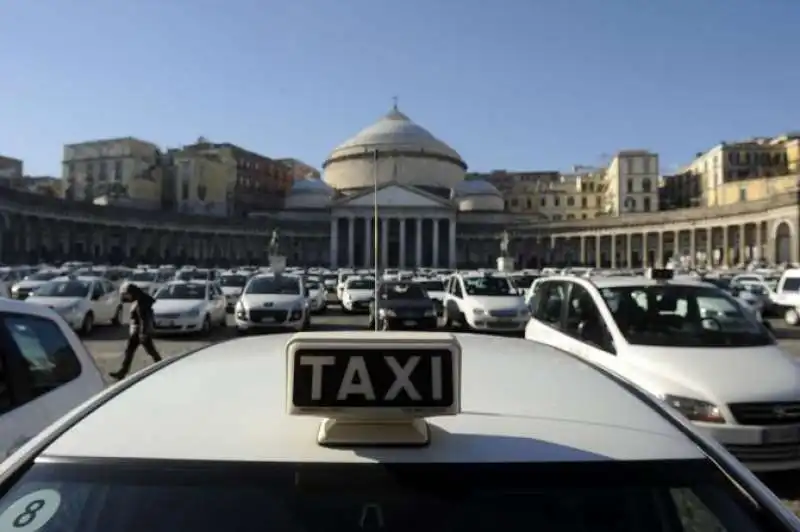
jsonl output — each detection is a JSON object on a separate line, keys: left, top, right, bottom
{"left": 304, "top": 277, "right": 327, "bottom": 314}
{"left": 219, "top": 271, "right": 249, "bottom": 312}
{"left": 525, "top": 268, "right": 800, "bottom": 472}
{"left": 442, "top": 272, "right": 529, "bottom": 332}
{"left": 9, "top": 270, "right": 66, "bottom": 301}
{"left": 235, "top": 273, "right": 310, "bottom": 333}
{"left": 26, "top": 276, "right": 123, "bottom": 335}
{"left": 340, "top": 276, "right": 375, "bottom": 314}
{"left": 152, "top": 281, "right": 226, "bottom": 336}
{"left": 119, "top": 269, "right": 165, "bottom": 297}
{"left": 413, "top": 277, "right": 447, "bottom": 315}
{"left": 0, "top": 297, "right": 104, "bottom": 461}
{"left": 0, "top": 331, "right": 797, "bottom": 530}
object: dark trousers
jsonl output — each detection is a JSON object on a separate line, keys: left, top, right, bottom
{"left": 116, "top": 333, "right": 162, "bottom": 375}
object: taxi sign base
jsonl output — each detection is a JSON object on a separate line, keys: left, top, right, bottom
{"left": 496, "top": 256, "right": 515, "bottom": 273}
{"left": 269, "top": 255, "right": 286, "bottom": 274}
{"left": 317, "top": 418, "right": 430, "bottom": 447}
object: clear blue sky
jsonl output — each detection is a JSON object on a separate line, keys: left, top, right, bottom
{"left": 2, "top": 0, "right": 798, "bottom": 177}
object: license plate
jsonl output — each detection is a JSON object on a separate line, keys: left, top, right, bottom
{"left": 403, "top": 320, "right": 417, "bottom": 326}
{"left": 157, "top": 320, "right": 173, "bottom": 327}
{"left": 763, "top": 426, "right": 800, "bottom": 444}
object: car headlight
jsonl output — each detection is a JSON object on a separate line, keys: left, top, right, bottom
{"left": 184, "top": 308, "right": 201, "bottom": 318}
{"left": 472, "top": 308, "right": 485, "bottom": 316}
{"left": 62, "top": 302, "right": 81, "bottom": 314}
{"left": 662, "top": 394, "right": 725, "bottom": 424}
{"left": 379, "top": 308, "right": 397, "bottom": 317}
{"left": 518, "top": 308, "right": 530, "bottom": 318}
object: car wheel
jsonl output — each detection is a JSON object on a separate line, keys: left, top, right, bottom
{"left": 111, "top": 305, "right": 123, "bottom": 326}
{"left": 80, "top": 312, "right": 94, "bottom": 336}
{"left": 785, "top": 308, "right": 799, "bottom": 326}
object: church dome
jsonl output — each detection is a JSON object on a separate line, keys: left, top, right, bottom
{"left": 451, "top": 179, "right": 504, "bottom": 212}
{"left": 329, "top": 107, "right": 464, "bottom": 162}
{"left": 322, "top": 105, "right": 467, "bottom": 191}
{"left": 284, "top": 177, "right": 334, "bottom": 209}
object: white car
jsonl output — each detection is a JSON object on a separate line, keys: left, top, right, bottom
{"left": 120, "top": 269, "right": 165, "bottom": 296}
{"left": 0, "top": 297, "right": 105, "bottom": 461}
{"left": 219, "top": 273, "right": 249, "bottom": 312}
{"left": 525, "top": 269, "right": 800, "bottom": 472}
{"left": 26, "top": 276, "right": 123, "bottom": 335}
{"left": 152, "top": 281, "right": 226, "bottom": 335}
{"left": 304, "top": 277, "right": 327, "bottom": 314}
{"left": 413, "top": 277, "right": 446, "bottom": 315}
{"left": 235, "top": 274, "right": 310, "bottom": 332}
{"left": 335, "top": 270, "right": 355, "bottom": 301}
{"left": 442, "top": 272, "right": 529, "bottom": 332}
{"left": 1, "top": 331, "right": 797, "bottom": 529}
{"left": 340, "top": 276, "right": 375, "bottom": 314}
{"left": 9, "top": 270, "right": 66, "bottom": 301}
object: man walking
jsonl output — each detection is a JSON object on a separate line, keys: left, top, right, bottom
{"left": 110, "top": 284, "right": 162, "bottom": 380}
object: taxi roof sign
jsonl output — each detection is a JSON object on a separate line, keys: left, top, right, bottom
{"left": 286, "top": 332, "right": 461, "bottom": 447}
{"left": 645, "top": 268, "right": 674, "bottom": 281}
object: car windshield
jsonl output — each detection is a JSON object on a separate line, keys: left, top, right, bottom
{"left": 130, "top": 272, "right": 158, "bottom": 282}
{"left": 599, "top": 284, "right": 773, "bottom": 347}
{"left": 306, "top": 281, "right": 321, "bottom": 290}
{"left": 348, "top": 279, "right": 375, "bottom": 290}
{"left": 157, "top": 284, "right": 206, "bottom": 300}
{"left": 417, "top": 280, "right": 444, "bottom": 292}
{"left": 32, "top": 280, "right": 90, "bottom": 298}
{"left": 511, "top": 275, "right": 538, "bottom": 289}
{"left": 26, "top": 271, "right": 62, "bottom": 281}
{"left": 246, "top": 276, "right": 300, "bottom": 295}
{"left": 220, "top": 275, "right": 247, "bottom": 287}
{"left": 380, "top": 284, "right": 427, "bottom": 300}
{"left": 177, "top": 270, "right": 209, "bottom": 281}
{"left": 463, "top": 276, "right": 516, "bottom": 296}
{"left": 0, "top": 459, "right": 769, "bottom": 532}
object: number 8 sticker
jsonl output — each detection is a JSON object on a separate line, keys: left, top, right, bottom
{"left": 0, "top": 489, "right": 61, "bottom": 531}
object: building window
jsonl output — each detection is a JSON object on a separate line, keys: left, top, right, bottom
{"left": 554, "top": 197, "right": 560, "bottom": 207}
{"left": 114, "top": 160, "right": 123, "bottom": 181}
{"left": 643, "top": 197, "right": 651, "bottom": 211}
{"left": 581, "top": 197, "right": 587, "bottom": 208}
{"left": 540, "top": 197, "right": 546, "bottom": 207}
{"left": 641, "top": 178, "right": 652, "bottom": 193}
{"left": 566, "top": 197, "right": 575, "bottom": 207}
{"left": 739, "top": 188, "right": 747, "bottom": 202}
{"left": 181, "top": 180, "right": 190, "bottom": 200}
{"left": 626, "top": 178, "right": 633, "bottom": 192}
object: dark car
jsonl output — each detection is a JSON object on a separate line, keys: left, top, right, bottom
{"left": 368, "top": 282, "right": 438, "bottom": 331}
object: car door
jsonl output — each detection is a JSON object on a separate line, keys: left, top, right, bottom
{"left": 210, "top": 285, "right": 225, "bottom": 323}
{"left": 525, "top": 280, "right": 568, "bottom": 344}
{"left": 97, "top": 280, "right": 116, "bottom": 323}
{"left": 0, "top": 311, "right": 102, "bottom": 459}
{"left": 89, "top": 281, "right": 109, "bottom": 322}
{"left": 559, "top": 283, "right": 619, "bottom": 370}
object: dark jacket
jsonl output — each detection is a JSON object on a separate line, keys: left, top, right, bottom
{"left": 126, "top": 284, "right": 155, "bottom": 336}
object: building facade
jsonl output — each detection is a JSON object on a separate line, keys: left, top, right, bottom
{"left": 0, "top": 109, "right": 797, "bottom": 268}
{"left": 62, "top": 137, "right": 163, "bottom": 207}
{"left": 171, "top": 150, "right": 236, "bottom": 217}
{"left": 603, "top": 151, "right": 659, "bottom": 215}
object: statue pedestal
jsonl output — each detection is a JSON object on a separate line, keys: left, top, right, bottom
{"left": 269, "top": 255, "right": 286, "bottom": 274}
{"left": 496, "top": 256, "right": 515, "bottom": 272}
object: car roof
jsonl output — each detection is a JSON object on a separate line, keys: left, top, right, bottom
{"left": 0, "top": 296, "right": 67, "bottom": 320}
{"left": 545, "top": 275, "right": 714, "bottom": 290}
{"left": 50, "top": 275, "right": 98, "bottom": 283}
{"left": 42, "top": 333, "right": 705, "bottom": 464}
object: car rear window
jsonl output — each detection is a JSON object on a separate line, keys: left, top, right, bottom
{"left": 0, "top": 459, "right": 776, "bottom": 532}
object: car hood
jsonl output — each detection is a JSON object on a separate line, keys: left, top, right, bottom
{"left": 27, "top": 296, "right": 83, "bottom": 309}
{"left": 153, "top": 300, "right": 205, "bottom": 314}
{"left": 242, "top": 294, "right": 304, "bottom": 308}
{"left": 345, "top": 289, "right": 373, "bottom": 300}
{"left": 381, "top": 299, "right": 435, "bottom": 310}
{"left": 221, "top": 287, "right": 244, "bottom": 296}
{"left": 625, "top": 345, "right": 800, "bottom": 404}
{"left": 465, "top": 295, "right": 525, "bottom": 311}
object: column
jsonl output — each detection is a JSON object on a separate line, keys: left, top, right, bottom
{"left": 364, "top": 216, "right": 372, "bottom": 267}
{"left": 347, "top": 217, "right": 355, "bottom": 267}
{"left": 432, "top": 219, "right": 440, "bottom": 268}
{"left": 625, "top": 234, "right": 632, "bottom": 268}
{"left": 755, "top": 222, "right": 763, "bottom": 260}
{"left": 381, "top": 217, "right": 389, "bottom": 268}
{"left": 449, "top": 219, "right": 457, "bottom": 268}
{"left": 595, "top": 235, "right": 602, "bottom": 267}
{"left": 610, "top": 235, "right": 617, "bottom": 268}
{"left": 399, "top": 218, "right": 406, "bottom": 268}
{"left": 738, "top": 223, "right": 746, "bottom": 263}
{"left": 641, "top": 232, "right": 648, "bottom": 267}
{"left": 579, "top": 236, "right": 586, "bottom": 265}
{"left": 657, "top": 232, "right": 664, "bottom": 267}
{"left": 705, "top": 228, "right": 713, "bottom": 266}
{"left": 416, "top": 218, "right": 423, "bottom": 267}
{"left": 722, "top": 226, "right": 729, "bottom": 267}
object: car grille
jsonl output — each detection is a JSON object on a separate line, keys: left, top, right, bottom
{"left": 726, "top": 444, "right": 800, "bottom": 462}
{"left": 156, "top": 313, "right": 180, "bottom": 320}
{"left": 728, "top": 402, "right": 800, "bottom": 426}
{"left": 489, "top": 309, "right": 518, "bottom": 318}
{"left": 393, "top": 309, "right": 428, "bottom": 319}
{"left": 249, "top": 309, "right": 287, "bottom": 322}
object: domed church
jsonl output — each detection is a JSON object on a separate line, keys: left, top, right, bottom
{"left": 280, "top": 104, "right": 514, "bottom": 268}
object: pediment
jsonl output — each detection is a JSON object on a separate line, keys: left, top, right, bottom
{"left": 336, "top": 184, "right": 451, "bottom": 209}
